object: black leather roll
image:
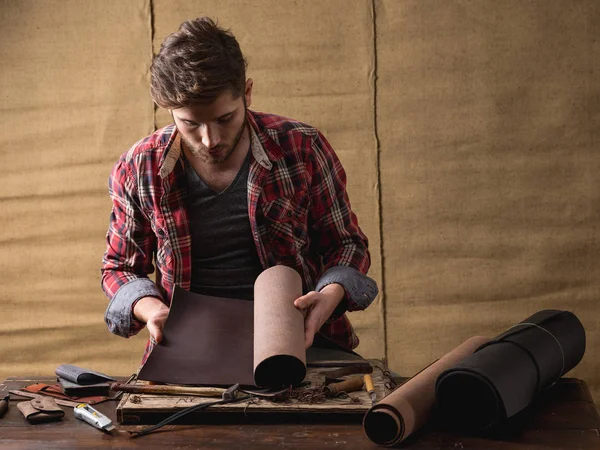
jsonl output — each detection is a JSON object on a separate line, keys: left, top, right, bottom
{"left": 435, "top": 310, "right": 586, "bottom": 431}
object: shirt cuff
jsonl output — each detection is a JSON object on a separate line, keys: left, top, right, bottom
{"left": 315, "top": 266, "right": 379, "bottom": 322}
{"left": 104, "top": 278, "right": 164, "bottom": 338}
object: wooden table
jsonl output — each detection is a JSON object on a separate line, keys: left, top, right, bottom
{"left": 0, "top": 377, "right": 598, "bottom": 449}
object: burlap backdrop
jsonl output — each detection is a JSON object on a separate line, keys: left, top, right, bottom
{"left": 0, "top": 0, "right": 597, "bottom": 404}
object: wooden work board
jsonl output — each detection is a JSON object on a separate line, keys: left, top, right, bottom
{"left": 117, "top": 359, "right": 392, "bottom": 424}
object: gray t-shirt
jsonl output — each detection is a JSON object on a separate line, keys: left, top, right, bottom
{"left": 184, "top": 150, "right": 263, "bottom": 300}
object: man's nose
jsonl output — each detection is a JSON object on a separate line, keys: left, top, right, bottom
{"left": 201, "top": 124, "right": 221, "bottom": 148}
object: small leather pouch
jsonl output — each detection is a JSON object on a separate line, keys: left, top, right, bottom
{"left": 17, "top": 397, "right": 65, "bottom": 424}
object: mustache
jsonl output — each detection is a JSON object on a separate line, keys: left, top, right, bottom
{"left": 190, "top": 143, "right": 226, "bottom": 152}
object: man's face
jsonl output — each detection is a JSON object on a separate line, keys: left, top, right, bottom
{"left": 171, "top": 81, "right": 252, "bottom": 165}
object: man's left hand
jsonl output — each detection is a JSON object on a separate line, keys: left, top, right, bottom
{"left": 294, "top": 283, "right": 346, "bottom": 349}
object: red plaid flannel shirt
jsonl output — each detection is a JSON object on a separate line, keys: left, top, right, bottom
{"left": 102, "top": 110, "right": 374, "bottom": 360}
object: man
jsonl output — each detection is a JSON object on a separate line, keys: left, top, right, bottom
{"left": 101, "top": 17, "right": 378, "bottom": 362}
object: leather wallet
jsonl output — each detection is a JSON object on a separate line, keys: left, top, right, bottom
{"left": 17, "top": 397, "right": 65, "bottom": 424}
{"left": 55, "top": 365, "right": 114, "bottom": 385}
{"left": 57, "top": 377, "right": 109, "bottom": 397}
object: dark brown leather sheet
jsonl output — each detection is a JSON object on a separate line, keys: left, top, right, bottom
{"left": 138, "top": 286, "right": 256, "bottom": 387}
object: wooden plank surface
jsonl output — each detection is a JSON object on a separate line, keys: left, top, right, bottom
{"left": 0, "top": 377, "right": 598, "bottom": 449}
{"left": 117, "top": 360, "right": 391, "bottom": 424}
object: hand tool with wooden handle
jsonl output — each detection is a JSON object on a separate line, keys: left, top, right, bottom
{"left": 110, "top": 382, "right": 225, "bottom": 397}
{"left": 324, "top": 376, "right": 364, "bottom": 397}
{"left": 364, "top": 374, "right": 377, "bottom": 405}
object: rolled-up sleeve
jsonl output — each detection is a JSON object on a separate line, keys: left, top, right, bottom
{"left": 316, "top": 265, "right": 379, "bottom": 322}
{"left": 104, "top": 278, "right": 163, "bottom": 338}
{"left": 101, "top": 156, "right": 162, "bottom": 337}
{"left": 308, "top": 131, "right": 378, "bottom": 320}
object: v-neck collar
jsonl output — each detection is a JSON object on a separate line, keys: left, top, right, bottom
{"left": 183, "top": 145, "right": 251, "bottom": 196}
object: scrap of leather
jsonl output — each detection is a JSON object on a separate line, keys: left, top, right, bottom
{"left": 10, "top": 390, "right": 80, "bottom": 407}
{"left": 23, "top": 383, "right": 109, "bottom": 405}
{"left": 17, "top": 396, "right": 65, "bottom": 424}
{"left": 139, "top": 266, "right": 307, "bottom": 389}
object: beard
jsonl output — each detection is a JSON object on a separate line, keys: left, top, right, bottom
{"left": 183, "top": 114, "right": 248, "bottom": 165}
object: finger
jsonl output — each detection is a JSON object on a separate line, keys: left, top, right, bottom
{"left": 147, "top": 320, "right": 163, "bottom": 344}
{"left": 294, "top": 291, "right": 319, "bottom": 309}
{"left": 148, "top": 308, "right": 169, "bottom": 344}
{"left": 303, "top": 313, "right": 320, "bottom": 349}
{"left": 304, "top": 330, "right": 314, "bottom": 349}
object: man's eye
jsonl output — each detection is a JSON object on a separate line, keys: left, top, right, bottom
{"left": 218, "top": 116, "right": 232, "bottom": 124}
{"left": 183, "top": 121, "right": 198, "bottom": 127}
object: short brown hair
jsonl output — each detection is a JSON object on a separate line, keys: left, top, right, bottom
{"left": 150, "top": 17, "right": 247, "bottom": 108}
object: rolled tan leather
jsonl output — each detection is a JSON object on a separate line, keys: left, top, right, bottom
{"left": 363, "top": 336, "right": 489, "bottom": 446}
{"left": 253, "top": 265, "right": 307, "bottom": 388}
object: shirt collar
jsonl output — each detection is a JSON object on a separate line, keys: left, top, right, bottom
{"left": 159, "top": 132, "right": 181, "bottom": 179}
{"left": 159, "top": 110, "right": 273, "bottom": 179}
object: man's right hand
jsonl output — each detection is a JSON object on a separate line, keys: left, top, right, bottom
{"left": 133, "top": 296, "right": 170, "bottom": 344}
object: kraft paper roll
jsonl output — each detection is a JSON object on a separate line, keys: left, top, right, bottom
{"left": 363, "top": 336, "right": 489, "bottom": 446}
{"left": 253, "top": 265, "right": 307, "bottom": 388}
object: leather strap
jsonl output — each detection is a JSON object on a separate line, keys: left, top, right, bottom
{"left": 23, "top": 383, "right": 109, "bottom": 405}
{"left": 130, "top": 395, "right": 251, "bottom": 438}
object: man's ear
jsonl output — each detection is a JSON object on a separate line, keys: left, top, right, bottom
{"left": 244, "top": 79, "right": 253, "bottom": 109}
